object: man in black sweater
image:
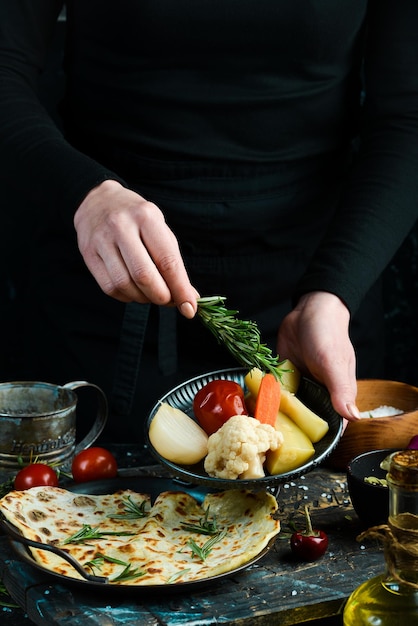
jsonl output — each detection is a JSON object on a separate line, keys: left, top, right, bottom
{"left": 0, "top": 1, "right": 417, "bottom": 441}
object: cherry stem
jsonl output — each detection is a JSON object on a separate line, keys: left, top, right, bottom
{"left": 303, "top": 505, "right": 316, "bottom": 537}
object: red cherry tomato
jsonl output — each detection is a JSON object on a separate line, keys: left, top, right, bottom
{"left": 71, "top": 447, "right": 118, "bottom": 483}
{"left": 290, "top": 506, "right": 328, "bottom": 562}
{"left": 193, "top": 379, "right": 248, "bottom": 436}
{"left": 14, "top": 463, "right": 59, "bottom": 491}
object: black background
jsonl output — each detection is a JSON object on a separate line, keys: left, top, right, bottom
{"left": 1, "top": 17, "right": 417, "bottom": 389}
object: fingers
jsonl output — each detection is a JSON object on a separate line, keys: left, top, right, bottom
{"left": 277, "top": 291, "right": 361, "bottom": 422}
{"left": 178, "top": 299, "right": 199, "bottom": 319}
{"left": 313, "top": 347, "right": 360, "bottom": 422}
{"left": 74, "top": 180, "right": 199, "bottom": 315}
{"left": 129, "top": 205, "right": 200, "bottom": 313}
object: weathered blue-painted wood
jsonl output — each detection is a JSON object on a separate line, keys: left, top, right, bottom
{"left": 0, "top": 467, "right": 385, "bottom": 626}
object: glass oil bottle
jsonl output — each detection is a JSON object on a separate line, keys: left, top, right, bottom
{"left": 344, "top": 449, "right": 418, "bottom": 625}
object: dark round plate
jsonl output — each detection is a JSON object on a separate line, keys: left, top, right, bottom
{"left": 145, "top": 368, "right": 343, "bottom": 488}
{"left": 4, "top": 476, "right": 276, "bottom": 593}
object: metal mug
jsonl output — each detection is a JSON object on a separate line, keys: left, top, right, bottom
{"left": 0, "top": 381, "right": 108, "bottom": 468}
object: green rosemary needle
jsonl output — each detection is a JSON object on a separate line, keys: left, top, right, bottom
{"left": 187, "top": 529, "right": 227, "bottom": 561}
{"left": 62, "top": 524, "right": 135, "bottom": 545}
{"left": 197, "top": 296, "right": 288, "bottom": 380}
{"left": 0, "top": 477, "right": 14, "bottom": 499}
{"left": 111, "top": 563, "right": 147, "bottom": 582}
{"left": 84, "top": 554, "right": 106, "bottom": 573}
{"left": 85, "top": 553, "right": 146, "bottom": 582}
{"left": 107, "top": 495, "right": 149, "bottom": 520}
{"left": 0, "top": 579, "right": 18, "bottom": 608}
{"left": 180, "top": 506, "right": 219, "bottom": 536}
{"left": 166, "top": 568, "right": 192, "bottom": 584}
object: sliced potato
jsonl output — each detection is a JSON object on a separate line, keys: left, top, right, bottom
{"left": 278, "top": 359, "right": 301, "bottom": 393}
{"left": 245, "top": 365, "right": 327, "bottom": 444}
{"left": 266, "top": 411, "right": 315, "bottom": 475}
{"left": 244, "top": 360, "right": 300, "bottom": 397}
{"left": 244, "top": 367, "right": 264, "bottom": 397}
{"left": 279, "top": 388, "right": 329, "bottom": 443}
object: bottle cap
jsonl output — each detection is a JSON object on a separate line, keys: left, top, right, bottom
{"left": 388, "top": 449, "right": 418, "bottom": 486}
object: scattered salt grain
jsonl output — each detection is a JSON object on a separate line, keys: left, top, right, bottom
{"left": 359, "top": 405, "right": 404, "bottom": 418}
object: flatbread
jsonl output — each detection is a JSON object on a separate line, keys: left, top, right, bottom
{"left": 0, "top": 486, "right": 280, "bottom": 585}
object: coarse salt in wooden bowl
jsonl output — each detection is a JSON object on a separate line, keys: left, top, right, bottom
{"left": 327, "top": 379, "right": 418, "bottom": 470}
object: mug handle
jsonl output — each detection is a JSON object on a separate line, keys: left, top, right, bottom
{"left": 63, "top": 381, "right": 108, "bottom": 453}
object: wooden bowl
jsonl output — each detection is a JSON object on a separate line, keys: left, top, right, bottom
{"left": 327, "top": 379, "right": 418, "bottom": 470}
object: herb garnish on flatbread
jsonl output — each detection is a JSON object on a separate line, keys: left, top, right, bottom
{"left": 0, "top": 486, "right": 280, "bottom": 585}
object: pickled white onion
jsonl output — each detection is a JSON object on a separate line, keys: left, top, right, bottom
{"left": 149, "top": 402, "right": 208, "bottom": 464}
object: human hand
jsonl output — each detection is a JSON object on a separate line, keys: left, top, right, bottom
{"left": 276, "top": 291, "right": 360, "bottom": 422}
{"left": 73, "top": 180, "right": 199, "bottom": 318}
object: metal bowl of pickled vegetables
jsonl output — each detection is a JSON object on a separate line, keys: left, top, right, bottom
{"left": 145, "top": 367, "right": 343, "bottom": 489}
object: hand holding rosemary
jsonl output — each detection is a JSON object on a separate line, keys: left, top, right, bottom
{"left": 196, "top": 296, "right": 289, "bottom": 381}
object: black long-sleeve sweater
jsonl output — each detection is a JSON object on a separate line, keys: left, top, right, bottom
{"left": 1, "top": 0, "right": 418, "bottom": 314}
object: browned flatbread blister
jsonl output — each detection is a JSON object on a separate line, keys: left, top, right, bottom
{"left": 0, "top": 486, "right": 280, "bottom": 585}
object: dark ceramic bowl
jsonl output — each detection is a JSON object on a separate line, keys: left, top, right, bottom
{"left": 347, "top": 448, "right": 396, "bottom": 527}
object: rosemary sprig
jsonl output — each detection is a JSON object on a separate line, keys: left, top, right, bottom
{"left": 84, "top": 554, "right": 107, "bottom": 573}
{"left": 180, "top": 506, "right": 219, "bottom": 535}
{"left": 166, "top": 569, "right": 191, "bottom": 584}
{"left": 111, "top": 563, "right": 146, "bottom": 582}
{"left": 187, "top": 529, "right": 227, "bottom": 561}
{"left": 107, "top": 495, "right": 149, "bottom": 520}
{"left": 0, "top": 477, "right": 14, "bottom": 499}
{"left": 89, "top": 552, "right": 128, "bottom": 567}
{"left": 0, "top": 578, "right": 18, "bottom": 608}
{"left": 62, "top": 524, "right": 135, "bottom": 545}
{"left": 84, "top": 552, "right": 146, "bottom": 582}
{"left": 197, "top": 296, "right": 289, "bottom": 380}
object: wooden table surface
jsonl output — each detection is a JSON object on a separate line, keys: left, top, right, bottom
{"left": 0, "top": 445, "right": 384, "bottom": 626}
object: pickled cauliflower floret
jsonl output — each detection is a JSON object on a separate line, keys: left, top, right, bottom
{"left": 204, "top": 414, "right": 283, "bottom": 479}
